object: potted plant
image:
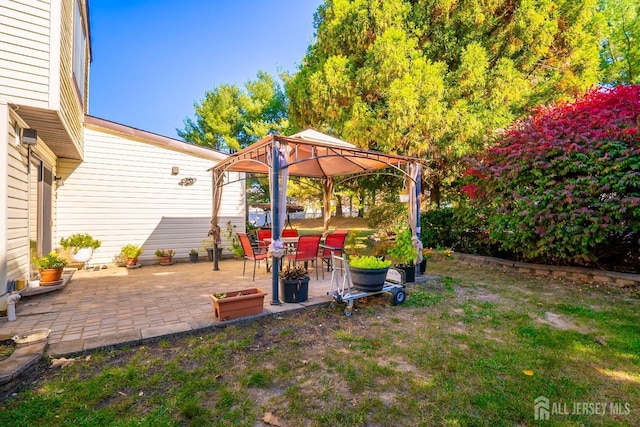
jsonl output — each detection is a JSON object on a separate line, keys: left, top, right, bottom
{"left": 279, "top": 266, "right": 310, "bottom": 303}
{"left": 33, "top": 252, "right": 68, "bottom": 285}
{"left": 59, "top": 233, "right": 101, "bottom": 263}
{"left": 226, "top": 221, "right": 244, "bottom": 259}
{"left": 121, "top": 244, "right": 143, "bottom": 268}
{"left": 202, "top": 236, "right": 223, "bottom": 261}
{"left": 155, "top": 249, "right": 175, "bottom": 265}
{"left": 208, "top": 288, "right": 266, "bottom": 321}
{"left": 348, "top": 255, "right": 391, "bottom": 292}
{"left": 420, "top": 247, "right": 433, "bottom": 274}
{"left": 388, "top": 228, "right": 416, "bottom": 283}
{"left": 189, "top": 249, "right": 199, "bottom": 263}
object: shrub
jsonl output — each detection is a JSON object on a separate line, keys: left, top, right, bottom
{"left": 419, "top": 208, "right": 455, "bottom": 249}
{"left": 59, "top": 233, "right": 101, "bottom": 251}
{"left": 462, "top": 85, "right": 640, "bottom": 268}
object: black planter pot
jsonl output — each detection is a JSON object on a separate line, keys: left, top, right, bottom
{"left": 348, "top": 266, "right": 389, "bottom": 292}
{"left": 280, "top": 278, "right": 310, "bottom": 303}
{"left": 206, "top": 247, "right": 224, "bottom": 262}
{"left": 395, "top": 264, "right": 416, "bottom": 283}
{"left": 419, "top": 259, "right": 427, "bottom": 274}
{"left": 189, "top": 253, "right": 199, "bottom": 263}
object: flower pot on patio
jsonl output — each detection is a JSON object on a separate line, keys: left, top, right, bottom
{"left": 280, "top": 278, "right": 309, "bottom": 303}
{"left": 206, "top": 247, "right": 223, "bottom": 262}
{"left": 209, "top": 288, "right": 266, "bottom": 321}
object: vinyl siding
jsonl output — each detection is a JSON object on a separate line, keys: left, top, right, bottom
{"left": 57, "top": 0, "right": 84, "bottom": 155}
{"left": 56, "top": 126, "right": 245, "bottom": 265}
{"left": 0, "top": 0, "right": 51, "bottom": 107}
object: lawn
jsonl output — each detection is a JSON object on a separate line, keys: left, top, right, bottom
{"left": 0, "top": 260, "right": 638, "bottom": 426}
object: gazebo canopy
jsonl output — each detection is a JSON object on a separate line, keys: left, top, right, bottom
{"left": 210, "top": 129, "right": 423, "bottom": 305}
{"left": 213, "top": 129, "right": 415, "bottom": 178}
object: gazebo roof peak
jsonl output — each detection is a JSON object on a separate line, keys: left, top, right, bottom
{"left": 289, "top": 129, "right": 356, "bottom": 148}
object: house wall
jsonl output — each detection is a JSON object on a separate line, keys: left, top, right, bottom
{"left": 2, "top": 104, "right": 59, "bottom": 311}
{"left": 56, "top": 125, "right": 245, "bottom": 265}
{"left": 57, "top": 0, "right": 85, "bottom": 155}
{"left": 0, "top": 0, "right": 52, "bottom": 107}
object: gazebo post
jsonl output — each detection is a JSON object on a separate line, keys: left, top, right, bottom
{"left": 270, "top": 144, "right": 281, "bottom": 305}
{"left": 415, "top": 164, "right": 421, "bottom": 277}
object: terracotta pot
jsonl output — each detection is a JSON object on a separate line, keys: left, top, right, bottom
{"left": 39, "top": 268, "right": 63, "bottom": 284}
{"left": 209, "top": 288, "right": 266, "bottom": 321}
{"left": 161, "top": 256, "right": 173, "bottom": 265}
{"left": 126, "top": 257, "right": 138, "bottom": 266}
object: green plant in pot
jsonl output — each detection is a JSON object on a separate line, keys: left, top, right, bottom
{"left": 33, "top": 252, "right": 68, "bottom": 284}
{"left": 155, "top": 248, "right": 175, "bottom": 265}
{"left": 189, "top": 249, "right": 199, "bottom": 263}
{"left": 348, "top": 255, "right": 392, "bottom": 292}
{"left": 121, "top": 244, "right": 143, "bottom": 267}
{"left": 59, "top": 233, "right": 101, "bottom": 263}
{"left": 388, "top": 228, "right": 416, "bottom": 283}
{"left": 279, "top": 265, "right": 310, "bottom": 303}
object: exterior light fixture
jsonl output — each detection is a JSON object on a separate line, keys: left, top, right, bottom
{"left": 21, "top": 128, "right": 38, "bottom": 146}
{"left": 171, "top": 166, "right": 179, "bottom": 175}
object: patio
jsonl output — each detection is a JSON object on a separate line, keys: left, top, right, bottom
{"left": 0, "top": 260, "right": 333, "bottom": 357}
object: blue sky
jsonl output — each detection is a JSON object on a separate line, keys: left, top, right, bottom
{"left": 88, "top": 0, "right": 322, "bottom": 139}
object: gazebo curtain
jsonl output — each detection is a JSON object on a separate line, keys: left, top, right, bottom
{"left": 209, "top": 169, "right": 224, "bottom": 243}
{"left": 408, "top": 162, "right": 422, "bottom": 264}
{"left": 268, "top": 142, "right": 290, "bottom": 258}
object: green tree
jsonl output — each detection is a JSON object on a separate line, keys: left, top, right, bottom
{"left": 287, "top": 0, "right": 605, "bottom": 206}
{"left": 178, "top": 71, "right": 288, "bottom": 151}
{"left": 600, "top": 0, "right": 640, "bottom": 84}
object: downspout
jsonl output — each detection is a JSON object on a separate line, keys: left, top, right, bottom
{"left": 0, "top": 101, "right": 9, "bottom": 310}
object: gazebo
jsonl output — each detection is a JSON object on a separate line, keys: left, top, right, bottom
{"left": 210, "top": 129, "right": 424, "bottom": 304}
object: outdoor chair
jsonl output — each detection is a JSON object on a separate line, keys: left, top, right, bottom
{"left": 286, "top": 234, "right": 322, "bottom": 279}
{"left": 256, "top": 228, "right": 272, "bottom": 249}
{"left": 282, "top": 228, "right": 299, "bottom": 238}
{"left": 238, "top": 233, "right": 270, "bottom": 281}
{"left": 319, "top": 231, "right": 348, "bottom": 278}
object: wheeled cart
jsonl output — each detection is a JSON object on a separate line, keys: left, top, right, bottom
{"left": 328, "top": 254, "right": 406, "bottom": 316}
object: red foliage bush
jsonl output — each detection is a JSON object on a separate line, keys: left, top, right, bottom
{"left": 463, "top": 85, "right": 640, "bottom": 270}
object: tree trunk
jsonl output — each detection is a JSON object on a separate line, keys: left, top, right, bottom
{"left": 430, "top": 181, "right": 441, "bottom": 208}
{"left": 335, "top": 196, "right": 343, "bottom": 217}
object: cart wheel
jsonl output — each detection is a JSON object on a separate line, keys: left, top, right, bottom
{"left": 344, "top": 307, "right": 353, "bottom": 317}
{"left": 391, "top": 289, "right": 406, "bottom": 306}
{"left": 329, "top": 301, "right": 336, "bottom": 310}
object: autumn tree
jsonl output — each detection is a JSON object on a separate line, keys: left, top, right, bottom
{"left": 287, "top": 0, "right": 605, "bottom": 205}
{"left": 178, "top": 71, "right": 288, "bottom": 151}
{"left": 600, "top": 0, "right": 640, "bottom": 85}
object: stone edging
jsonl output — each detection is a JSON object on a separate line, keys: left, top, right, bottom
{"left": 453, "top": 253, "right": 640, "bottom": 289}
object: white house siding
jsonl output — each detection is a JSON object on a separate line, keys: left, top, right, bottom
{"left": 56, "top": 124, "right": 245, "bottom": 266}
{"left": 0, "top": 0, "right": 51, "bottom": 107}
{"left": 2, "top": 106, "right": 58, "bottom": 310}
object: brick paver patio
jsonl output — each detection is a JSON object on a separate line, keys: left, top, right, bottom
{"left": 0, "top": 259, "right": 332, "bottom": 357}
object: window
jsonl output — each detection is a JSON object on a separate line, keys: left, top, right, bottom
{"left": 73, "top": 0, "right": 87, "bottom": 102}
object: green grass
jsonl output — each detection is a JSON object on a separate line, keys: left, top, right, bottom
{"left": 1, "top": 260, "right": 638, "bottom": 426}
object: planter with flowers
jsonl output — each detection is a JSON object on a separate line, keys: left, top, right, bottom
{"left": 279, "top": 266, "right": 310, "bottom": 303}
{"left": 155, "top": 249, "right": 175, "bottom": 265}
{"left": 120, "top": 244, "right": 143, "bottom": 268}
{"left": 59, "top": 233, "right": 101, "bottom": 263}
{"left": 189, "top": 249, "right": 199, "bottom": 263}
{"left": 348, "top": 255, "right": 392, "bottom": 292}
{"left": 209, "top": 288, "right": 266, "bottom": 321}
{"left": 33, "top": 252, "right": 68, "bottom": 285}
